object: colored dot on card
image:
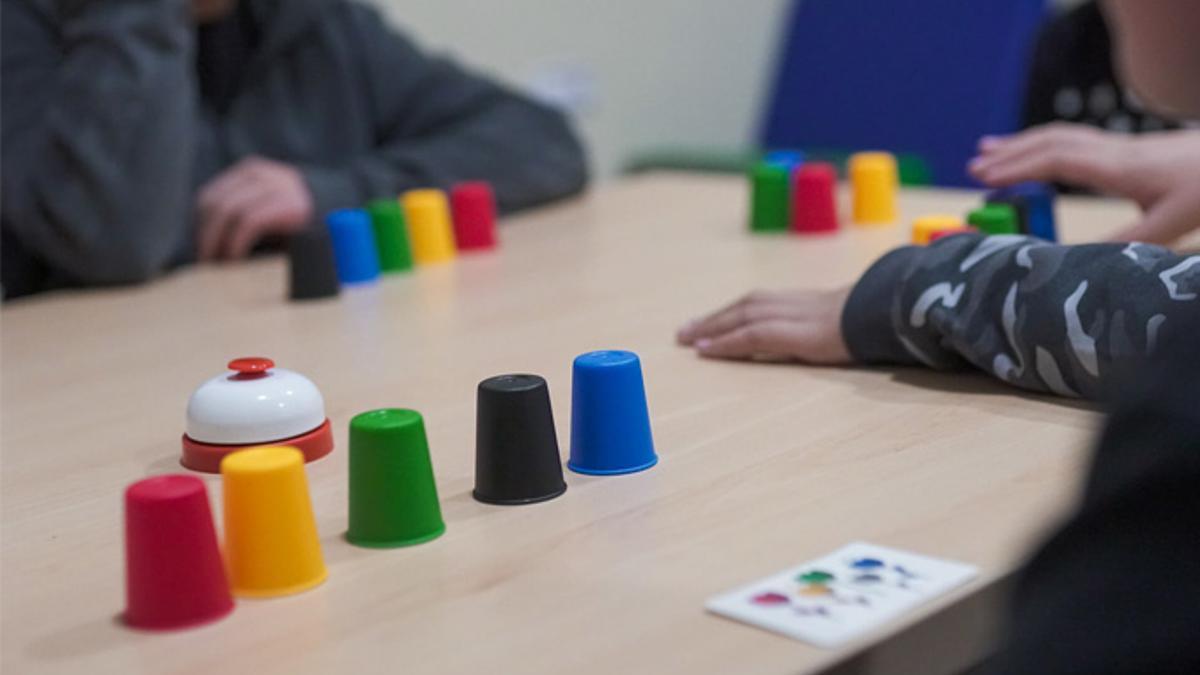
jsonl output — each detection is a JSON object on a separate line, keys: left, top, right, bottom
{"left": 751, "top": 592, "right": 790, "bottom": 606}
{"left": 853, "top": 573, "right": 883, "bottom": 584}
{"left": 799, "top": 585, "right": 833, "bottom": 597}
{"left": 850, "top": 558, "right": 884, "bottom": 569}
{"left": 797, "top": 570, "right": 835, "bottom": 584}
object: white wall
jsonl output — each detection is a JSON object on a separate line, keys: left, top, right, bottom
{"left": 366, "top": 0, "right": 792, "bottom": 180}
{"left": 367, "top": 0, "right": 1083, "bottom": 181}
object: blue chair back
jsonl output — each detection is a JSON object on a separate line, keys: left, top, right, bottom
{"left": 761, "top": 0, "right": 1048, "bottom": 186}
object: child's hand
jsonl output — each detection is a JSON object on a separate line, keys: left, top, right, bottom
{"left": 969, "top": 123, "right": 1200, "bottom": 245}
{"left": 676, "top": 287, "right": 852, "bottom": 364}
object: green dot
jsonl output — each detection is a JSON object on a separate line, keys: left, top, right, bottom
{"left": 798, "top": 570, "right": 835, "bottom": 584}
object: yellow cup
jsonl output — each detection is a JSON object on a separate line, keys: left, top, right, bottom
{"left": 850, "top": 152, "right": 899, "bottom": 225}
{"left": 402, "top": 189, "right": 457, "bottom": 264}
{"left": 221, "top": 446, "right": 328, "bottom": 598}
{"left": 912, "top": 214, "right": 965, "bottom": 245}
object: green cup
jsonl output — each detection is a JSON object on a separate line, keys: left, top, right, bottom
{"left": 346, "top": 409, "right": 445, "bottom": 548}
{"left": 366, "top": 200, "right": 414, "bottom": 273}
{"left": 967, "top": 203, "right": 1019, "bottom": 236}
{"left": 749, "top": 162, "right": 790, "bottom": 233}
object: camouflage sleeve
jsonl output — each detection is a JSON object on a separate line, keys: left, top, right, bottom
{"left": 841, "top": 233, "right": 1200, "bottom": 400}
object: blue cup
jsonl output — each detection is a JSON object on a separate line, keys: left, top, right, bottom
{"left": 986, "top": 182, "right": 1057, "bottom": 242}
{"left": 568, "top": 350, "right": 658, "bottom": 475}
{"left": 327, "top": 209, "right": 381, "bottom": 284}
{"left": 764, "top": 149, "right": 805, "bottom": 173}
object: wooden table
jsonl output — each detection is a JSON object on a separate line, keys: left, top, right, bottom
{"left": 0, "top": 174, "right": 1137, "bottom": 674}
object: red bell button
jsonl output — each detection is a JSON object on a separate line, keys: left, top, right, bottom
{"left": 227, "top": 357, "right": 275, "bottom": 377}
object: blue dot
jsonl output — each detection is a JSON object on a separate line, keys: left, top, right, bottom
{"left": 850, "top": 558, "right": 884, "bottom": 569}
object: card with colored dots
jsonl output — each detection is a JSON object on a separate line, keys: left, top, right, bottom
{"left": 704, "top": 542, "right": 978, "bottom": 648}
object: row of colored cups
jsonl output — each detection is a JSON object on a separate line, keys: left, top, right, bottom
{"left": 473, "top": 350, "right": 659, "bottom": 505}
{"left": 749, "top": 150, "right": 900, "bottom": 235}
{"left": 910, "top": 182, "right": 1058, "bottom": 245}
{"left": 330, "top": 182, "right": 498, "bottom": 284}
{"left": 289, "top": 182, "right": 498, "bottom": 300}
{"left": 125, "top": 408, "right": 445, "bottom": 631}
{"left": 123, "top": 350, "right": 657, "bottom": 630}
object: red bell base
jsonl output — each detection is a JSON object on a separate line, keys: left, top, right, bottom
{"left": 180, "top": 419, "right": 334, "bottom": 473}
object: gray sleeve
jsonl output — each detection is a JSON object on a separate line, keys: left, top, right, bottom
{"left": 0, "top": 0, "right": 196, "bottom": 286}
{"left": 301, "top": 4, "right": 588, "bottom": 217}
{"left": 841, "top": 233, "right": 1199, "bottom": 400}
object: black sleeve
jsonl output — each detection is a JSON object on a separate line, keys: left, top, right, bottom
{"left": 1020, "top": 16, "right": 1061, "bottom": 129}
{"left": 841, "top": 233, "right": 1198, "bottom": 400}
{"left": 300, "top": 3, "right": 588, "bottom": 217}
{"left": 1, "top": 0, "right": 197, "bottom": 290}
{"left": 988, "top": 312, "right": 1200, "bottom": 674}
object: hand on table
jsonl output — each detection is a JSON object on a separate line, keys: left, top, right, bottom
{"left": 195, "top": 157, "right": 314, "bottom": 261}
{"left": 676, "top": 287, "right": 852, "bottom": 364}
{"left": 969, "top": 123, "right": 1200, "bottom": 245}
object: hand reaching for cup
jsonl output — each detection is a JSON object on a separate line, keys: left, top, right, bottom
{"left": 969, "top": 123, "right": 1200, "bottom": 245}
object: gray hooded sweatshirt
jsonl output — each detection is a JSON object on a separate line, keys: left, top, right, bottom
{"left": 1, "top": 0, "right": 588, "bottom": 298}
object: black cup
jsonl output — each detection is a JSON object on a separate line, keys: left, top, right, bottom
{"left": 474, "top": 374, "right": 567, "bottom": 505}
{"left": 288, "top": 228, "right": 341, "bottom": 301}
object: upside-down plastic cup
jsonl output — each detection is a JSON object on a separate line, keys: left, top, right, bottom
{"left": 929, "top": 226, "right": 979, "bottom": 243}
{"left": 764, "top": 150, "right": 805, "bottom": 173}
{"left": 749, "top": 162, "right": 790, "bottom": 233}
{"left": 327, "top": 208, "right": 381, "bottom": 283}
{"left": 849, "top": 151, "right": 899, "bottom": 225}
{"left": 221, "top": 447, "right": 327, "bottom": 597}
{"left": 450, "top": 182, "right": 498, "bottom": 251}
{"left": 968, "top": 203, "right": 1019, "bottom": 235}
{"left": 288, "top": 227, "right": 340, "bottom": 301}
{"left": 791, "top": 162, "right": 839, "bottom": 235}
{"left": 123, "top": 475, "right": 234, "bottom": 630}
{"left": 988, "top": 182, "right": 1058, "bottom": 241}
{"left": 346, "top": 409, "right": 446, "bottom": 548}
{"left": 912, "top": 214, "right": 965, "bottom": 245}
{"left": 474, "top": 374, "right": 567, "bottom": 505}
{"left": 568, "top": 350, "right": 658, "bottom": 475}
{"left": 402, "top": 189, "right": 457, "bottom": 264}
{"left": 366, "top": 199, "right": 414, "bottom": 273}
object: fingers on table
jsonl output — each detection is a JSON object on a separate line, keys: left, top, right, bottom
{"left": 694, "top": 320, "right": 819, "bottom": 361}
{"left": 677, "top": 290, "right": 815, "bottom": 346}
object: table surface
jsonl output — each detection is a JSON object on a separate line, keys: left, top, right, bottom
{"left": 1, "top": 174, "right": 1138, "bottom": 675}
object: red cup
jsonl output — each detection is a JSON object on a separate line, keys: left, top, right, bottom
{"left": 791, "top": 162, "right": 839, "bottom": 234}
{"left": 123, "top": 475, "right": 234, "bottom": 630}
{"left": 929, "top": 226, "right": 979, "bottom": 243}
{"left": 450, "top": 182, "right": 498, "bottom": 250}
